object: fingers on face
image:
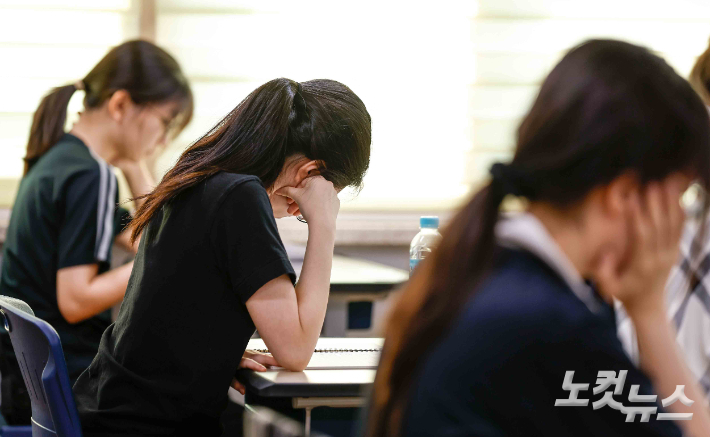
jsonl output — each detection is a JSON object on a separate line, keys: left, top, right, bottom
{"left": 595, "top": 252, "right": 616, "bottom": 287}
{"left": 633, "top": 178, "right": 687, "bottom": 256}
{"left": 285, "top": 197, "right": 302, "bottom": 216}
{"left": 274, "top": 186, "right": 297, "bottom": 199}
{"left": 664, "top": 177, "right": 686, "bottom": 245}
{"left": 287, "top": 202, "right": 300, "bottom": 215}
{"left": 645, "top": 183, "right": 666, "bottom": 249}
{"left": 628, "top": 191, "right": 648, "bottom": 251}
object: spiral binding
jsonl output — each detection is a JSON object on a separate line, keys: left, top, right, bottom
{"left": 252, "top": 348, "right": 381, "bottom": 353}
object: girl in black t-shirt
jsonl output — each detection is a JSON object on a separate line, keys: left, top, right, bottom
{"left": 0, "top": 40, "right": 193, "bottom": 424}
{"left": 73, "top": 78, "right": 371, "bottom": 436}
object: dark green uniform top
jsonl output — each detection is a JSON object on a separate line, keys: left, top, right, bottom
{"left": 0, "top": 133, "right": 129, "bottom": 382}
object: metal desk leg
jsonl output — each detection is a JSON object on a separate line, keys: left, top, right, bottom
{"left": 293, "top": 397, "right": 366, "bottom": 437}
{"left": 305, "top": 407, "right": 312, "bottom": 437}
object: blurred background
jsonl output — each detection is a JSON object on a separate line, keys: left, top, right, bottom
{"left": 1, "top": 0, "right": 710, "bottom": 271}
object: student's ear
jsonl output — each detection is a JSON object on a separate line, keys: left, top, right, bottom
{"left": 294, "top": 160, "right": 321, "bottom": 186}
{"left": 106, "top": 90, "right": 133, "bottom": 123}
{"left": 603, "top": 173, "right": 639, "bottom": 218}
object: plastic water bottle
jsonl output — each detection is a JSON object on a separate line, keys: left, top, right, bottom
{"left": 409, "top": 216, "right": 442, "bottom": 273}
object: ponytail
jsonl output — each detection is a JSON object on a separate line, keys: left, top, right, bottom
{"left": 23, "top": 40, "right": 193, "bottom": 177}
{"left": 367, "top": 39, "right": 710, "bottom": 437}
{"left": 24, "top": 83, "right": 80, "bottom": 175}
{"left": 130, "top": 79, "right": 300, "bottom": 242}
{"left": 130, "top": 77, "right": 371, "bottom": 243}
{"left": 368, "top": 164, "right": 511, "bottom": 437}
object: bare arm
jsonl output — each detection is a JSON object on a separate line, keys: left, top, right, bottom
{"left": 245, "top": 177, "right": 339, "bottom": 371}
{"left": 631, "top": 306, "right": 710, "bottom": 435}
{"left": 56, "top": 262, "right": 132, "bottom": 324}
{"left": 114, "top": 228, "right": 140, "bottom": 254}
{"left": 246, "top": 228, "right": 335, "bottom": 370}
{"left": 117, "top": 160, "right": 155, "bottom": 211}
{"left": 596, "top": 177, "right": 710, "bottom": 436}
{"left": 112, "top": 160, "right": 154, "bottom": 252}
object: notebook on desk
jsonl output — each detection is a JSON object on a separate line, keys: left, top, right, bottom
{"left": 246, "top": 337, "right": 383, "bottom": 370}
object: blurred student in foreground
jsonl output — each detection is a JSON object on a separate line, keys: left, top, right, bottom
{"left": 618, "top": 35, "right": 710, "bottom": 405}
{"left": 0, "top": 40, "right": 193, "bottom": 424}
{"left": 367, "top": 39, "right": 710, "bottom": 437}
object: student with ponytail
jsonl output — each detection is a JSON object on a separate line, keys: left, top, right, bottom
{"left": 0, "top": 40, "right": 193, "bottom": 424}
{"left": 367, "top": 39, "right": 710, "bottom": 437}
{"left": 72, "top": 78, "right": 371, "bottom": 436}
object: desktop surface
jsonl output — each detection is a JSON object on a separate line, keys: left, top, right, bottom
{"left": 237, "top": 338, "right": 383, "bottom": 397}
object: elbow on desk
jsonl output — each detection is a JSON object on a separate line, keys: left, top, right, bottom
{"left": 277, "top": 356, "right": 310, "bottom": 372}
{"left": 272, "top": 351, "right": 312, "bottom": 372}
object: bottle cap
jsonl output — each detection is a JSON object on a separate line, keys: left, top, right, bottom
{"left": 420, "top": 216, "right": 439, "bottom": 229}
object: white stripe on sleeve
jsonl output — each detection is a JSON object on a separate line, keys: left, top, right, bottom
{"left": 96, "top": 171, "right": 116, "bottom": 262}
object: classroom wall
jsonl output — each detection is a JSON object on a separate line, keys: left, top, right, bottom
{"left": 152, "top": 0, "right": 475, "bottom": 211}
{"left": 0, "top": 1, "right": 140, "bottom": 206}
{"left": 466, "top": 0, "right": 710, "bottom": 196}
{"left": 1, "top": 0, "right": 709, "bottom": 217}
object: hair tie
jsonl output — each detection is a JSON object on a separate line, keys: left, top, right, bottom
{"left": 291, "top": 82, "right": 309, "bottom": 119}
{"left": 74, "top": 80, "right": 85, "bottom": 91}
{"left": 489, "top": 162, "right": 524, "bottom": 196}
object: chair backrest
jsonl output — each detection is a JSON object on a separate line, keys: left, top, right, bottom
{"left": 0, "top": 297, "right": 82, "bottom": 437}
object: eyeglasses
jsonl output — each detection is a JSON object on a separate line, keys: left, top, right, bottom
{"left": 147, "top": 106, "right": 180, "bottom": 140}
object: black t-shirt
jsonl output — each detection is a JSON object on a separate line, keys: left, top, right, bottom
{"left": 400, "top": 249, "right": 682, "bottom": 437}
{"left": 73, "top": 172, "right": 296, "bottom": 436}
{"left": 0, "top": 133, "right": 129, "bottom": 381}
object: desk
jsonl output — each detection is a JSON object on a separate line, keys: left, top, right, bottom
{"left": 288, "top": 251, "right": 408, "bottom": 293}
{"left": 237, "top": 369, "right": 377, "bottom": 398}
{"left": 287, "top": 248, "right": 409, "bottom": 336}
{"left": 237, "top": 338, "right": 382, "bottom": 437}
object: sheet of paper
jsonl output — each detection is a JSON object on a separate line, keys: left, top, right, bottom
{"left": 246, "top": 338, "right": 384, "bottom": 370}
{"left": 297, "top": 351, "right": 380, "bottom": 370}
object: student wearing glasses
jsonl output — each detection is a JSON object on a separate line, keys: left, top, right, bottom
{"left": 367, "top": 40, "right": 710, "bottom": 437}
{"left": 72, "top": 78, "right": 372, "bottom": 436}
{"left": 0, "top": 40, "right": 193, "bottom": 424}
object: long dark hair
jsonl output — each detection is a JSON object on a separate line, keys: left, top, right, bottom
{"left": 367, "top": 39, "right": 710, "bottom": 437}
{"left": 690, "top": 36, "right": 710, "bottom": 105}
{"left": 24, "top": 40, "right": 193, "bottom": 175}
{"left": 130, "top": 78, "right": 371, "bottom": 242}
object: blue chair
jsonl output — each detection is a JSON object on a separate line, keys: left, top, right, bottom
{"left": 0, "top": 426, "right": 32, "bottom": 437}
{"left": 0, "top": 296, "right": 82, "bottom": 437}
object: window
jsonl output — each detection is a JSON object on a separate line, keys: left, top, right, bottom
{"left": 2, "top": 0, "right": 709, "bottom": 213}
{"left": 467, "top": 0, "right": 710, "bottom": 204}
{"left": 155, "top": 0, "right": 710, "bottom": 212}
{"left": 155, "top": 0, "right": 476, "bottom": 211}
{"left": 0, "top": 0, "right": 139, "bottom": 206}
